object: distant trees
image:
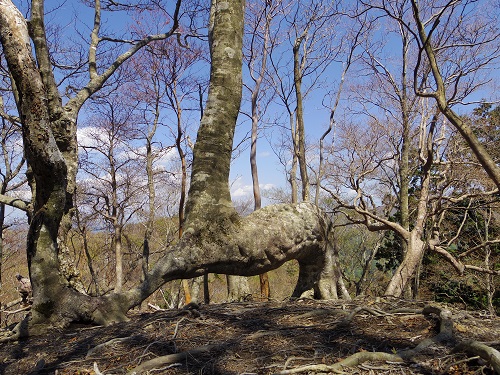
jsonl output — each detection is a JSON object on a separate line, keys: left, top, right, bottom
{"left": 79, "top": 95, "right": 145, "bottom": 293}
{"left": 320, "top": 0, "right": 500, "bottom": 298}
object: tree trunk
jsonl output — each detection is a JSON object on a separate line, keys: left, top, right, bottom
{"left": 384, "top": 231, "right": 426, "bottom": 297}
{"left": 227, "top": 275, "right": 251, "bottom": 301}
{"left": 114, "top": 225, "right": 123, "bottom": 293}
{"left": 293, "top": 39, "right": 309, "bottom": 202}
{"left": 248, "top": 26, "right": 270, "bottom": 299}
{"left": 0, "top": 0, "right": 345, "bottom": 330}
{"left": 411, "top": 0, "right": 500, "bottom": 190}
{"left": 0, "top": 1, "right": 71, "bottom": 326}
{"left": 289, "top": 112, "right": 299, "bottom": 204}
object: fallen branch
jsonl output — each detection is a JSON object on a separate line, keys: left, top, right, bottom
{"left": 2, "top": 305, "right": 31, "bottom": 315}
{"left": 0, "top": 298, "right": 23, "bottom": 311}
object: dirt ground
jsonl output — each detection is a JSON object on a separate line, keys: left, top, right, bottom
{"left": 0, "top": 298, "right": 499, "bottom": 374}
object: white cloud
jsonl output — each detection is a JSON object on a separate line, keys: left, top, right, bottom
{"left": 77, "top": 126, "right": 108, "bottom": 148}
{"left": 230, "top": 177, "right": 275, "bottom": 199}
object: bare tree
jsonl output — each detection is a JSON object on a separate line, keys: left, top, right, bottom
{"left": 368, "top": 0, "right": 500, "bottom": 188}
{"left": 0, "top": 0, "right": 182, "bottom": 326}
{"left": 269, "top": 0, "right": 338, "bottom": 203}
{"left": 320, "top": 0, "right": 500, "bottom": 297}
{"left": 0, "top": 0, "right": 345, "bottom": 330}
{"left": 79, "top": 95, "right": 145, "bottom": 293}
{"left": 238, "top": 0, "right": 283, "bottom": 301}
{"left": 0, "top": 97, "right": 27, "bottom": 290}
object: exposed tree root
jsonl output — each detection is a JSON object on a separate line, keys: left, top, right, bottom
{"left": 126, "top": 344, "right": 221, "bottom": 374}
{"left": 276, "top": 304, "right": 500, "bottom": 374}
{"left": 86, "top": 336, "right": 136, "bottom": 358}
{"left": 454, "top": 340, "right": 500, "bottom": 374}
{"left": 0, "top": 315, "right": 29, "bottom": 343}
{"left": 276, "top": 352, "right": 404, "bottom": 374}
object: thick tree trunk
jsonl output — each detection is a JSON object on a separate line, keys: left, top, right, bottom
{"left": 112, "top": 202, "right": 340, "bottom": 315}
{"left": 0, "top": 0, "right": 345, "bottom": 329}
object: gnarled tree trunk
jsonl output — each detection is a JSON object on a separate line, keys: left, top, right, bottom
{"left": 0, "top": 0, "right": 345, "bottom": 330}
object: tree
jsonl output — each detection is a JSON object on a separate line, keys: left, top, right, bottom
{"left": 269, "top": 0, "right": 338, "bottom": 203}
{"left": 239, "top": 0, "right": 282, "bottom": 301}
{"left": 79, "top": 94, "right": 145, "bottom": 293}
{"left": 0, "top": 97, "right": 27, "bottom": 290}
{"left": 409, "top": 0, "right": 500, "bottom": 188}
{"left": 130, "top": 34, "right": 206, "bottom": 303}
{"left": 0, "top": 0, "right": 344, "bottom": 331}
{"left": 320, "top": 0, "right": 500, "bottom": 298}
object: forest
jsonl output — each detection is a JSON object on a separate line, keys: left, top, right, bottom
{"left": 0, "top": 0, "right": 499, "bottom": 373}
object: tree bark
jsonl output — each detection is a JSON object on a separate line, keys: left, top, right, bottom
{"left": 384, "top": 231, "right": 426, "bottom": 297}
{"left": 0, "top": 0, "right": 71, "bottom": 326}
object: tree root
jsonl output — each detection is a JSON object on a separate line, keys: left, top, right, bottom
{"left": 126, "top": 344, "right": 221, "bottom": 374}
{"left": 0, "top": 315, "right": 29, "bottom": 343}
{"left": 454, "top": 340, "right": 500, "bottom": 374}
{"left": 276, "top": 352, "right": 404, "bottom": 374}
{"left": 86, "top": 336, "right": 136, "bottom": 358}
{"left": 276, "top": 304, "right": 500, "bottom": 374}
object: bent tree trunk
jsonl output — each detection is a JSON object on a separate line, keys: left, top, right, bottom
{"left": 0, "top": 0, "right": 74, "bottom": 327}
{"left": 1, "top": 0, "right": 344, "bottom": 329}
{"left": 384, "top": 231, "right": 426, "bottom": 297}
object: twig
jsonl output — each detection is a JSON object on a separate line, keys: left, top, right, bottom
{"left": 2, "top": 305, "right": 31, "bottom": 315}
{"left": 148, "top": 303, "right": 165, "bottom": 311}
{"left": 0, "top": 298, "right": 23, "bottom": 311}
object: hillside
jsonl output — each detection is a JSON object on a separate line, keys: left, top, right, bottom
{"left": 1, "top": 298, "right": 499, "bottom": 374}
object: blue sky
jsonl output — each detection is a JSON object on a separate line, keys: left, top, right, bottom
{"left": 6, "top": 0, "right": 500, "bottom": 216}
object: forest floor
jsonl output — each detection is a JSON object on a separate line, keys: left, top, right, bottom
{"left": 0, "top": 297, "right": 499, "bottom": 375}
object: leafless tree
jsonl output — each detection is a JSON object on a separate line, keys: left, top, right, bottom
{"left": 269, "top": 0, "right": 339, "bottom": 203}
{"left": 79, "top": 94, "right": 146, "bottom": 293}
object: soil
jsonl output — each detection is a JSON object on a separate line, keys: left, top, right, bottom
{"left": 0, "top": 298, "right": 499, "bottom": 374}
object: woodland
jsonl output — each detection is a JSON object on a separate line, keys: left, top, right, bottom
{"left": 0, "top": 0, "right": 499, "bottom": 373}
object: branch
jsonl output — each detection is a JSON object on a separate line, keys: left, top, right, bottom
{"left": 458, "top": 239, "right": 500, "bottom": 259}
{"left": 0, "top": 193, "right": 30, "bottom": 211}
{"left": 430, "top": 243, "right": 500, "bottom": 276}
{"left": 66, "top": 0, "right": 182, "bottom": 113}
